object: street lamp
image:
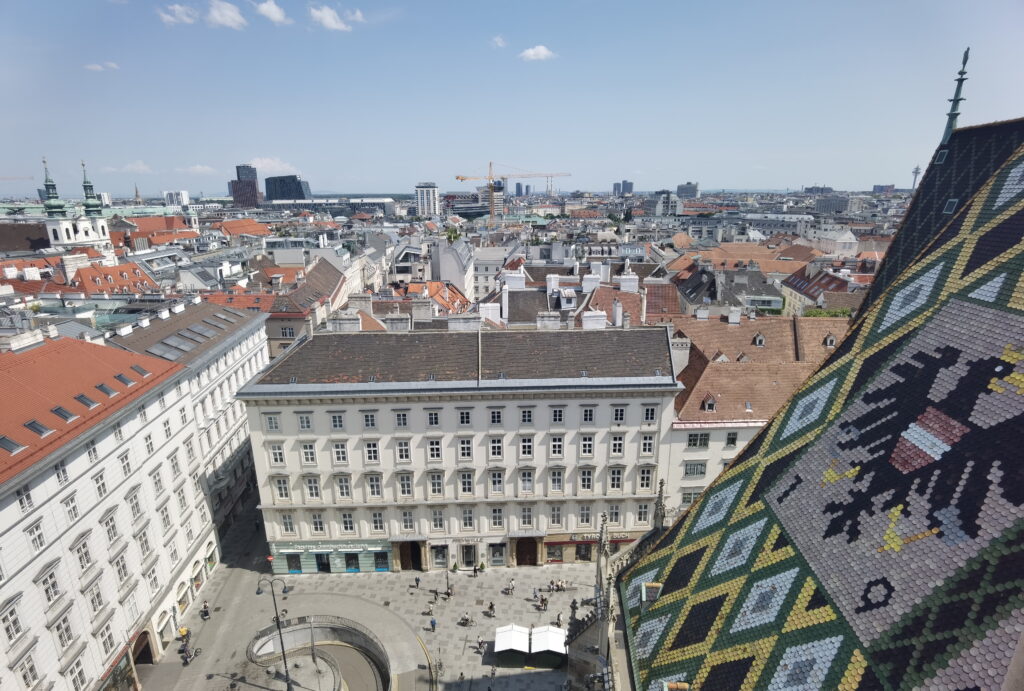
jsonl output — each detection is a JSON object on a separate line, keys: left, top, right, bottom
{"left": 256, "top": 577, "right": 292, "bottom": 691}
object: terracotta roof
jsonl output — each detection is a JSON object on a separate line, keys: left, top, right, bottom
{"left": 667, "top": 314, "right": 849, "bottom": 364}
{"left": 357, "top": 310, "right": 386, "bottom": 331}
{"left": 201, "top": 293, "right": 275, "bottom": 312}
{"left": 213, "top": 219, "right": 272, "bottom": 237}
{"left": 586, "top": 285, "right": 643, "bottom": 325}
{"left": 0, "top": 222, "right": 49, "bottom": 252}
{"left": 676, "top": 357, "right": 820, "bottom": 421}
{"left": 820, "top": 290, "right": 867, "bottom": 313}
{"left": 0, "top": 338, "right": 181, "bottom": 484}
{"left": 642, "top": 283, "right": 684, "bottom": 319}
{"left": 124, "top": 216, "right": 190, "bottom": 233}
{"left": 143, "top": 231, "right": 199, "bottom": 246}
{"left": 72, "top": 262, "right": 159, "bottom": 296}
{"left": 0, "top": 278, "right": 78, "bottom": 295}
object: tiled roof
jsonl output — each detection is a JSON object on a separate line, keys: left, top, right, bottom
{"left": 252, "top": 329, "right": 674, "bottom": 385}
{"left": 123, "top": 216, "right": 190, "bottom": 233}
{"left": 676, "top": 356, "right": 819, "bottom": 422}
{"left": 0, "top": 338, "right": 180, "bottom": 484}
{"left": 213, "top": 219, "right": 272, "bottom": 236}
{"left": 201, "top": 292, "right": 275, "bottom": 312}
{"left": 820, "top": 290, "right": 867, "bottom": 313}
{"left": 72, "top": 262, "right": 159, "bottom": 295}
{"left": 142, "top": 230, "right": 199, "bottom": 246}
{"left": 585, "top": 285, "right": 643, "bottom": 325}
{"left": 668, "top": 315, "right": 849, "bottom": 364}
{"left": 0, "top": 222, "right": 49, "bottom": 252}
{"left": 620, "top": 126, "right": 1024, "bottom": 691}
{"left": 643, "top": 282, "right": 684, "bottom": 319}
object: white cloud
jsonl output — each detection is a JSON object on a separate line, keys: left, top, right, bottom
{"left": 157, "top": 4, "right": 199, "bottom": 25}
{"left": 101, "top": 161, "right": 153, "bottom": 174}
{"left": 84, "top": 64, "right": 105, "bottom": 71}
{"left": 343, "top": 8, "right": 365, "bottom": 23}
{"left": 249, "top": 157, "right": 298, "bottom": 176}
{"left": 103, "top": 61, "right": 120, "bottom": 70}
{"left": 491, "top": 35, "right": 506, "bottom": 48}
{"left": 207, "top": 0, "right": 247, "bottom": 30}
{"left": 254, "top": 0, "right": 291, "bottom": 25}
{"left": 519, "top": 45, "right": 556, "bottom": 61}
{"left": 310, "top": 6, "right": 351, "bottom": 31}
{"left": 176, "top": 164, "right": 218, "bottom": 175}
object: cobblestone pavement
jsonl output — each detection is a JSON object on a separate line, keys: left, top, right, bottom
{"left": 140, "top": 504, "right": 598, "bottom": 691}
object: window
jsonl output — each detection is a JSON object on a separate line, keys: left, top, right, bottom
{"left": 550, "top": 504, "right": 562, "bottom": 526}
{"left": 311, "top": 512, "right": 325, "bottom": 534}
{"left": 637, "top": 503, "right": 650, "bottom": 523}
{"left": 613, "top": 407, "right": 625, "bottom": 422}
{"left": 685, "top": 462, "right": 707, "bottom": 477}
{"left": 2, "top": 606, "right": 22, "bottom": 642}
{"left": 275, "top": 477, "right": 290, "bottom": 499}
{"left": 113, "top": 422, "right": 124, "bottom": 442}
{"left": 331, "top": 413, "right": 345, "bottom": 430}
{"left": 159, "top": 505, "right": 171, "bottom": 531}
{"left": 551, "top": 408, "right": 564, "bottom": 424}
{"left": 63, "top": 494, "right": 80, "bottom": 521}
{"left": 943, "top": 198, "right": 959, "bottom": 214}
{"left": 128, "top": 491, "right": 142, "bottom": 519}
{"left": 459, "top": 410, "right": 472, "bottom": 425}
{"left": 687, "top": 432, "right": 710, "bottom": 448}
{"left": 138, "top": 528, "right": 152, "bottom": 556}
{"left": 643, "top": 406, "right": 656, "bottom": 422}
{"left": 179, "top": 407, "right": 188, "bottom": 426}
{"left": 490, "top": 409, "right": 502, "bottom": 425}
{"left": 298, "top": 414, "right": 312, "bottom": 430}
{"left": 429, "top": 472, "right": 443, "bottom": 495}
{"left": 281, "top": 514, "right": 295, "bottom": 533}
{"left": 169, "top": 453, "right": 182, "bottom": 478}
{"left": 337, "top": 475, "right": 351, "bottom": 498}
{"left": 636, "top": 467, "right": 653, "bottom": 491}
{"left": 163, "top": 419, "right": 172, "bottom": 439}
{"left": 371, "top": 512, "right": 384, "bottom": 532}
{"left": 701, "top": 396, "right": 717, "bottom": 412}
{"left": 86, "top": 439, "right": 98, "bottom": 462}
{"left": 27, "top": 522, "right": 45, "bottom": 552}
{"left": 281, "top": 327, "right": 295, "bottom": 338}
{"left": 363, "top": 412, "right": 376, "bottom": 429}
{"left": 550, "top": 435, "right": 563, "bottom": 457}
{"left": 152, "top": 469, "right": 164, "bottom": 494}
{"left": 341, "top": 513, "right": 354, "bottom": 532}
{"left": 426, "top": 411, "right": 440, "bottom": 426}
{"left": 184, "top": 437, "right": 196, "bottom": 462}
{"left": 520, "top": 436, "right": 533, "bottom": 457}
{"left": 76, "top": 394, "right": 98, "bottom": 409}
{"left": 367, "top": 475, "right": 382, "bottom": 497}
{"left": 726, "top": 432, "right": 739, "bottom": 447}
{"left": 399, "top": 474, "right": 412, "bottom": 496}
{"left": 53, "top": 406, "right": 78, "bottom": 422}
{"left": 459, "top": 438, "right": 472, "bottom": 459}
{"left": 17, "top": 656, "right": 40, "bottom": 689}
{"left": 491, "top": 507, "right": 504, "bottom": 528}
{"left": 265, "top": 414, "right": 281, "bottom": 432}
{"left": 16, "top": 485, "right": 33, "bottom": 513}
{"left": 520, "top": 409, "right": 533, "bottom": 424}
{"left": 609, "top": 467, "right": 623, "bottom": 490}
{"left": 608, "top": 504, "right": 620, "bottom": 524}
{"left": 550, "top": 469, "right": 563, "bottom": 492}
{"left": 934, "top": 149, "right": 948, "bottom": 164}
{"left": 138, "top": 404, "right": 148, "bottom": 422}
{"left": 103, "top": 514, "right": 119, "bottom": 542}
{"left": 489, "top": 437, "right": 503, "bottom": 458}
{"left": 579, "top": 505, "right": 592, "bottom": 525}
{"left": 580, "top": 468, "right": 593, "bottom": 491}
{"left": 54, "top": 460, "right": 69, "bottom": 485}
{"left": 461, "top": 508, "right": 474, "bottom": 529}
{"left": 431, "top": 509, "right": 444, "bottom": 530}
{"left": 41, "top": 570, "right": 61, "bottom": 603}
{"left": 681, "top": 487, "right": 705, "bottom": 505}
{"left": 582, "top": 407, "right": 594, "bottom": 424}
{"left": 305, "top": 476, "right": 321, "bottom": 499}
{"left": 270, "top": 444, "right": 285, "bottom": 464}
{"left": 176, "top": 487, "right": 188, "bottom": 512}
{"left": 394, "top": 412, "right": 407, "bottom": 428}
{"left": 428, "top": 439, "right": 442, "bottom": 461}
{"left": 641, "top": 434, "right": 655, "bottom": 455}
{"left": 99, "top": 621, "right": 115, "bottom": 655}
{"left": 301, "top": 443, "right": 317, "bottom": 464}
{"left": 401, "top": 510, "right": 414, "bottom": 531}
{"left": 146, "top": 566, "right": 160, "bottom": 591}
{"left": 365, "top": 441, "right": 379, "bottom": 462}
{"left": 332, "top": 442, "right": 348, "bottom": 465}
{"left": 520, "top": 469, "right": 534, "bottom": 493}
{"left": 76, "top": 541, "right": 93, "bottom": 571}
{"left": 611, "top": 434, "right": 624, "bottom": 456}
{"left": 580, "top": 435, "right": 594, "bottom": 456}
{"left": 521, "top": 506, "right": 533, "bottom": 527}
{"left": 460, "top": 471, "right": 473, "bottom": 494}
{"left": 396, "top": 440, "right": 411, "bottom": 462}
{"left": 119, "top": 450, "right": 132, "bottom": 477}
{"left": 87, "top": 584, "right": 104, "bottom": 613}
{"left": 490, "top": 470, "right": 504, "bottom": 493}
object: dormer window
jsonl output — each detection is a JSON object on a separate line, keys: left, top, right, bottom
{"left": 824, "top": 334, "right": 837, "bottom": 348}
{"left": 114, "top": 374, "right": 135, "bottom": 387}
{"left": 700, "top": 394, "right": 717, "bottom": 412}
{"left": 75, "top": 394, "right": 99, "bottom": 409}
{"left": 52, "top": 406, "right": 78, "bottom": 422}
{"left": 95, "top": 383, "right": 118, "bottom": 398}
{"left": 753, "top": 333, "right": 765, "bottom": 347}
{"left": 0, "top": 435, "right": 26, "bottom": 454}
{"left": 24, "top": 420, "right": 53, "bottom": 437}
{"left": 130, "top": 364, "right": 151, "bottom": 378}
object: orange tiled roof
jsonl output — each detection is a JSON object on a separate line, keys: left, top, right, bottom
{"left": 144, "top": 231, "right": 199, "bottom": 246}
{"left": 72, "top": 262, "right": 159, "bottom": 296}
{"left": 201, "top": 292, "right": 275, "bottom": 312}
{"left": 357, "top": 310, "right": 386, "bottom": 331}
{"left": 213, "top": 219, "right": 272, "bottom": 237}
{"left": 124, "top": 216, "right": 190, "bottom": 234}
{"left": 0, "top": 338, "right": 181, "bottom": 484}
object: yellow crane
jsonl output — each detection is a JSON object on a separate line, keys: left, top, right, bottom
{"left": 455, "top": 162, "right": 570, "bottom": 219}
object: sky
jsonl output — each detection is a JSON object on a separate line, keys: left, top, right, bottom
{"left": 1, "top": 0, "right": 1022, "bottom": 198}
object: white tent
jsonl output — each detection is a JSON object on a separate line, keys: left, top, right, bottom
{"left": 530, "top": 625, "right": 567, "bottom": 655}
{"left": 494, "top": 624, "right": 530, "bottom": 653}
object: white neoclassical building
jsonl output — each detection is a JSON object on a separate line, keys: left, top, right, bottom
{"left": 240, "top": 327, "right": 686, "bottom": 575}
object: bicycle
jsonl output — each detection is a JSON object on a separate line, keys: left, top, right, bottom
{"left": 182, "top": 647, "right": 202, "bottom": 665}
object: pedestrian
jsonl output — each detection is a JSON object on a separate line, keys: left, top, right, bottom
{"left": 415, "top": 576, "right": 421, "bottom": 589}
{"left": 459, "top": 672, "right": 465, "bottom": 681}
{"left": 549, "top": 580, "right": 555, "bottom": 592}
{"left": 488, "top": 601, "right": 495, "bottom": 616}
{"left": 556, "top": 612, "right": 563, "bottom": 627}
{"left": 430, "top": 617, "right": 437, "bottom": 632}
{"left": 477, "top": 636, "right": 484, "bottom": 652}
{"left": 201, "top": 600, "right": 210, "bottom": 620}
{"left": 473, "top": 564, "right": 478, "bottom": 577}
{"left": 533, "top": 588, "right": 538, "bottom": 601}
{"left": 427, "top": 602, "right": 434, "bottom": 616}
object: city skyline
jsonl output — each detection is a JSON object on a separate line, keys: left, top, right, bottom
{"left": 2, "top": 0, "right": 1023, "bottom": 196}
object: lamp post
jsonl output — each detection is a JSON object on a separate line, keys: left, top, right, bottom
{"left": 257, "top": 577, "right": 292, "bottom": 691}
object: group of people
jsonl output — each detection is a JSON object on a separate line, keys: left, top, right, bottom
{"left": 548, "top": 580, "right": 569, "bottom": 592}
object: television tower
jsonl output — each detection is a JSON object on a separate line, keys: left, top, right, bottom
{"left": 911, "top": 165, "right": 921, "bottom": 190}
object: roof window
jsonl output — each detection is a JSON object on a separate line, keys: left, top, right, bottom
{"left": 942, "top": 199, "right": 959, "bottom": 215}
{"left": 96, "top": 383, "right": 118, "bottom": 398}
{"left": 934, "top": 150, "right": 948, "bottom": 164}
{"left": 52, "top": 406, "right": 78, "bottom": 422}
{"left": 114, "top": 373, "right": 135, "bottom": 387}
{"left": 825, "top": 334, "right": 837, "bottom": 348}
{"left": 753, "top": 333, "right": 765, "bottom": 347}
{"left": 130, "top": 364, "right": 152, "bottom": 377}
{"left": 701, "top": 395, "right": 717, "bottom": 412}
{"left": 0, "top": 435, "right": 26, "bottom": 454}
{"left": 24, "top": 420, "right": 53, "bottom": 437}
{"left": 75, "top": 394, "right": 99, "bottom": 409}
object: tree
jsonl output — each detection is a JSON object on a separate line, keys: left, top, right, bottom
{"left": 444, "top": 226, "right": 461, "bottom": 244}
{"left": 608, "top": 213, "right": 622, "bottom": 223}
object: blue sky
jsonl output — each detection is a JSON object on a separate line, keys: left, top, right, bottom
{"left": 1, "top": 0, "right": 1022, "bottom": 197}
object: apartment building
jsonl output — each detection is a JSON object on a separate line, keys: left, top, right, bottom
{"left": 107, "top": 300, "right": 269, "bottom": 534}
{"left": 0, "top": 337, "right": 212, "bottom": 689}
{"left": 239, "top": 329, "right": 682, "bottom": 574}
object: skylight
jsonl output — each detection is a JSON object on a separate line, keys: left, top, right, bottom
{"left": 75, "top": 394, "right": 99, "bottom": 409}
{"left": 24, "top": 420, "right": 53, "bottom": 437}
{"left": 130, "top": 364, "right": 152, "bottom": 378}
{"left": 52, "top": 406, "right": 78, "bottom": 422}
{"left": 0, "top": 435, "right": 26, "bottom": 454}
{"left": 96, "top": 383, "right": 118, "bottom": 397}
{"left": 114, "top": 373, "right": 135, "bottom": 387}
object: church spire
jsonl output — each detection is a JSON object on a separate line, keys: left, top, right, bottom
{"left": 81, "top": 161, "right": 102, "bottom": 217}
{"left": 134, "top": 183, "right": 143, "bottom": 205}
{"left": 941, "top": 47, "right": 970, "bottom": 145}
{"left": 42, "top": 156, "right": 67, "bottom": 218}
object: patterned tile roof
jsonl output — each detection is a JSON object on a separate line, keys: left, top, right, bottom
{"left": 620, "top": 125, "right": 1024, "bottom": 691}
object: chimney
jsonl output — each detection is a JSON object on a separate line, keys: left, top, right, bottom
{"left": 383, "top": 313, "right": 411, "bottom": 331}
{"left": 600, "top": 263, "right": 612, "bottom": 283}
{"left": 504, "top": 268, "right": 526, "bottom": 291}
{"left": 612, "top": 298, "right": 623, "bottom": 327}
{"left": 669, "top": 329, "right": 691, "bottom": 375}
{"left": 157, "top": 308, "right": 171, "bottom": 320}
{"left": 115, "top": 324, "right": 133, "bottom": 336}
{"left": 622, "top": 312, "right": 631, "bottom": 329}
{"left": 138, "top": 317, "right": 150, "bottom": 328}
{"left": 590, "top": 260, "right": 602, "bottom": 277}
{"left": 171, "top": 303, "right": 186, "bottom": 314}
{"left": 728, "top": 306, "right": 741, "bottom": 325}
{"left": 696, "top": 306, "right": 710, "bottom": 321}
{"left": 330, "top": 314, "right": 362, "bottom": 331}
{"left": 347, "top": 293, "right": 372, "bottom": 312}
{"left": 581, "top": 310, "right": 607, "bottom": 330}
{"left": 546, "top": 273, "right": 560, "bottom": 294}
{"left": 448, "top": 314, "right": 482, "bottom": 331}
{"left": 411, "top": 297, "right": 433, "bottom": 321}
{"left": 581, "top": 274, "right": 601, "bottom": 294}
{"left": 618, "top": 270, "right": 639, "bottom": 293}
{"left": 479, "top": 301, "right": 501, "bottom": 325}
{"left": 536, "top": 311, "right": 562, "bottom": 330}
{"left": 191, "top": 295, "right": 202, "bottom": 304}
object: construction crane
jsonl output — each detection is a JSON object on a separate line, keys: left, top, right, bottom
{"left": 0, "top": 176, "right": 34, "bottom": 181}
{"left": 455, "top": 162, "right": 570, "bottom": 219}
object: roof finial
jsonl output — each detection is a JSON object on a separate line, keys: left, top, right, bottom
{"left": 43, "top": 156, "right": 52, "bottom": 182}
{"left": 941, "top": 47, "right": 969, "bottom": 145}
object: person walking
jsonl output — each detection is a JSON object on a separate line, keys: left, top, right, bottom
{"left": 430, "top": 617, "right": 437, "bottom": 632}
{"left": 533, "top": 588, "right": 538, "bottom": 601}
{"left": 556, "top": 612, "right": 563, "bottom": 627}
{"left": 473, "top": 564, "right": 478, "bottom": 577}
{"left": 488, "top": 601, "right": 495, "bottom": 617}
{"left": 415, "top": 576, "right": 421, "bottom": 589}
{"left": 477, "top": 636, "right": 484, "bottom": 652}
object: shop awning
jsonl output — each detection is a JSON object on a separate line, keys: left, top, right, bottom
{"left": 494, "top": 624, "right": 530, "bottom": 654}
{"left": 531, "top": 625, "right": 567, "bottom": 655}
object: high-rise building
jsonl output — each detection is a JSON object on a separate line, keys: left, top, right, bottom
{"left": 676, "top": 181, "right": 699, "bottom": 199}
{"left": 163, "top": 190, "right": 191, "bottom": 208}
{"left": 414, "top": 182, "right": 440, "bottom": 217}
{"left": 613, "top": 182, "right": 622, "bottom": 196}
{"left": 229, "top": 164, "right": 259, "bottom": 208}
{"left": 265, "top": 175, "right": 312, "bottom": 201}
{"left": 524, "top": 184, "right": 532, "bottom": 196}
{"left": 621, "top": 180, "right": 634, "bottom": 195}
{"left": 515, "top": 182, "right": 523, "bottom": 197}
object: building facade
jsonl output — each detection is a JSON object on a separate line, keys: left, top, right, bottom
{"left": 414, "top": 183, "right": 440, "bottom": 218}
{"left": 240, "top": 329, "right": 682, "bottom": 574}
{"left": 264, "top": 175, "right": 312, "bottom": 202}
